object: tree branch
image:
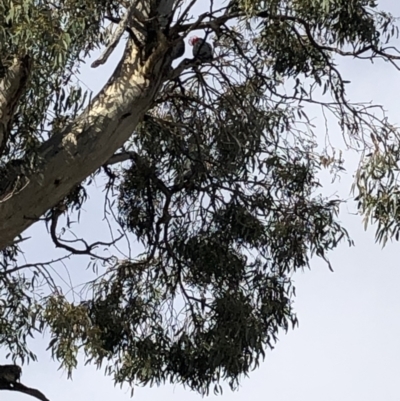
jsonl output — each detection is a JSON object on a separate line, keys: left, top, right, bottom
{"left": 167, "top": 58, "right": 200, "bottom": 80}
{"left": 0, "top": 381, "right": 49, "bottom": 401}
{"left": 0, "top": 36, "right": 171, "bottom": 251}
{"left": 92, "top": 4, "right": 142, "bottom": 68}
{"left": 49, "top": 203, "right": 122, "bottom": 260}
{"left": 105, "top": 150, "right": 136, "bottom": 166}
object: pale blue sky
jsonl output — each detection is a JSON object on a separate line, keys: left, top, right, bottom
{"left": 6, "top": 1, "right": 400, "bottom": 400}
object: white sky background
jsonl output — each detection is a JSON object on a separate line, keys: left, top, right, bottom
{"left": 6, "top": 0, "right": 400, "bottom": 400}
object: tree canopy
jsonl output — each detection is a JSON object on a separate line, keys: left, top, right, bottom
{"left": 0, "top": 0, "right": 399, "bottom": 397}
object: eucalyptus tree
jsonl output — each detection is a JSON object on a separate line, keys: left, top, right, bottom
{"left": 0, "top": 0, "right": 399, "bottom": 398}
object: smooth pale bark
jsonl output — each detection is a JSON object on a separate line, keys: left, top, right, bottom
{"left": 0, "top": 56, "right": 32, "bottom": 155}
{"left": 0, "top": 37, "right": 171, "bottom": 250}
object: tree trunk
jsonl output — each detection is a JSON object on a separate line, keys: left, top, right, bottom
{"left": 0, "top": 38, "right": 170, "bottom": 250}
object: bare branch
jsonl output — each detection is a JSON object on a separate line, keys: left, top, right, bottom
{"left": 167, "top": 58, "right": 199, "bottom": 80}
{"left": 0, "top": 382, "right": 49, "bottom": 401}
{"left": 92, "top": 3, "right": 142, "bottom": 68}
{"left": 49, "top": 204, "right": 122, "bottom": 260}
{"left": 105, "top": 150, "right": 135, "bottom": 166}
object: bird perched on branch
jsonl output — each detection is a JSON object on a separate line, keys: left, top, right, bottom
{"left": 171, "top": 36, "right": 185, "bottom": 60}
{"left": 0, "top": 364, "right": 21, "bottom": 385}
{"left": 189, "top": 36, "right": 213, "bottom": 62}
